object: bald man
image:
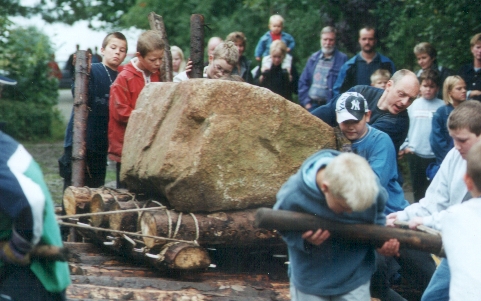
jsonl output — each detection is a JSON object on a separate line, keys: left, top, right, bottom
{"left": 313, "top": 69, "right": 419, "bottom": 153}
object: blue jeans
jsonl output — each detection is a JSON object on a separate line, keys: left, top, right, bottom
{"left": 421, "top": 259, "right": 450, "bottom": 301}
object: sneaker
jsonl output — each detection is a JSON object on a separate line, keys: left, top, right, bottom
{"left": 0, "top": 75, "right": 17, "bottom": 85}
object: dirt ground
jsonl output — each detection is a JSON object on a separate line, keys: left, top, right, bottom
{"left": 23, "top": 141, "right": 65, "bottom": 205}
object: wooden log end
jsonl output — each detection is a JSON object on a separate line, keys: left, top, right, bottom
{"left": 157, "top": 242, "right": 211, "bottom": 270}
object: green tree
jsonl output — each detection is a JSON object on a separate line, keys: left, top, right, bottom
{"left": 34, "top": 0, "right": 481, "bottom": 72}
{"left": 0, "top": 25, "right": 60, "bottom": 140}
{"left": 374, "top": 0, "right": 481, "bottom": 71}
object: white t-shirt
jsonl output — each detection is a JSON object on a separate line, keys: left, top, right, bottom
{"left": 442, "top": 197, "right": 481, "bottom": 300}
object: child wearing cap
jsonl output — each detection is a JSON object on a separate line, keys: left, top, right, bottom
{"left": 274, "top": 149, "right": 399, "bottom": 300}
{"left": 336, "top": 92, "right": 415, "bottom": 300}
{"left": 336, "top": 92, "right": 408, "bottom": 214}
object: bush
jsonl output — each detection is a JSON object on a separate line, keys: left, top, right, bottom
{"left": 0, "top": 99, "right": 64, "bottom": 141}
{"left": 0, "top": 25, "right": 60, "bottom": 141}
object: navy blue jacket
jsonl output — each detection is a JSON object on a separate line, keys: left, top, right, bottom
{"left": 458, "top": 63, "right": 481, "bottom": 101}
{"left": 333, "top": 53, "right": 395, "bottom": 98}
{"left": 298, "top": 49, "right": 348, "bottom": 107}
{"left": 64, "top": 63, "right": 118, "bottom": 153}
{"left": 430, "top": 104, "right": 454, "bottom": 165}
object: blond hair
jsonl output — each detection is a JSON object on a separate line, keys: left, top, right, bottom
{"left": 212, "top": 41, "right": 239, "bottom": 67}
{"left": 269, "top": 40, "right": 287, "bottom": 58}
{"left": 170, "top": 45, "right": 186, "bottom": 73}
{"left": 413, "top": 42, "right": 437, "bottom": 59}
{"left": 467, "top": 140, "right": 481, "bottom": 192}
{"left": 470, "top": 33, "right": 481, "bottom": 48}
{"left": 137, "top": 30, "right": 165, "bottom": 57}
{"left": 269, "top": 14, "right": 284, "bottom": 26}
{"left": 322, "top": 153, "right": 379, "bottom": 212}
{"left": 443, "top": 75, "right": 465, "bottom": 105}
{"left": 370, "top": 69, "right": 391, "bottom": 84}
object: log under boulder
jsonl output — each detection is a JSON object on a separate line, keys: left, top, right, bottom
{"left": 121, "top": 79, "right": 335, "bottom": 212}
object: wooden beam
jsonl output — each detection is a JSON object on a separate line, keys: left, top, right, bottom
{"left": 255, "top": 208, "right": 445, "bottom": 257}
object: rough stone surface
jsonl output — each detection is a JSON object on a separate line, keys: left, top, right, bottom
{"left": 121, "top": 79, "right": 335, "bottom": 212}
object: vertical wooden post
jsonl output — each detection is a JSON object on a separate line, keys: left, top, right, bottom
{"left": 69, "top": 50, "right": 90, "bottom": 242}
{"left": 71, "top": 50, "right": 90, "bottom": 187}
{"left": 148, "top": 12, "right": 173, "bottom": 82}
{"left": 190, "top": 14, "right": 205, "bottom": 79}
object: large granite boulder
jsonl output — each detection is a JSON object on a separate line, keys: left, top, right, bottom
{"left": 121, "top": 79, "right": 335, "bottom": 212}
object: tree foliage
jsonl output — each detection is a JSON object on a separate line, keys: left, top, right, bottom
{"left": 0, "top": 23, "right": 60, "bottom": 140}
{"left": 34, "top": 0, "right": 481, "bottom": 73}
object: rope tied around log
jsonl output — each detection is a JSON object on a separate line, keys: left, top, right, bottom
{"left": 56, "top": 206, "right": 169, "bottom": 220}
{"left": 57, "top": 221, "right": 200, "bottom": 246}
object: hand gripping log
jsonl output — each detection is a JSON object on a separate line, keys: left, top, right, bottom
{"left": 254, "top": 208, "right": 445, "bottom": 257}
{"left": 0, "top": 241, "right": 69, "bottom": 262}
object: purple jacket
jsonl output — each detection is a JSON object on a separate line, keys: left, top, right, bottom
{"left": 298, "top": 49, "right": 348, "bottom": 107}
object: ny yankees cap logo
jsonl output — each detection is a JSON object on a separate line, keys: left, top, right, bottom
{"left": 335, "top": 92, "right": 369, "bottom": 123}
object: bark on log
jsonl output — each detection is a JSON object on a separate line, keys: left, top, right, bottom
{"left": 63, "top": 186, "right": 105, "bottom": 216}
{"left": 189, "top": 14, "right": 205, "bottom": 78}
{"left": 109, "top": 200, "right": 146, "bottom": 233}
{"left": 255, "top": 208, "right": 445, "bottom": 257}
{"left": 148, "top": 12, "right": 173, "bottom": 82}
{"left": 146, "top": 242, "right": 211, "bottom": 270}
{"left": 139, "top": 209, "right": 282, "bottom": 249}
{"left": 71, "top": 50, "right": 90, "bottom": 187}
{"left": 89, "top": 191, "right": 134, "bottom": 227}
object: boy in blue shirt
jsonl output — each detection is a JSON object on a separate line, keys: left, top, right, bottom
{"left": 274, "top": 149, "right": 399, "bottom": 300}
{"left": 335, "top": 92, "right": 435, "bottom": 300}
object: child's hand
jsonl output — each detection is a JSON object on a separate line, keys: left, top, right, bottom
{"left": 185, "top": 59, "right": 193, "bottom": 78}
{"left": 408, "top": 217, "right": 424, "bottom": 229}
{"left": 397, "top": 148, "right": 413, "bottom": 160}
{"left": 385, "top": 212, "right": 398, "bottom": 227}
{"left": 377, "top": 238, "right": 400, "bottom": 257}
{"left": 302, "top": 229, "right": 330, "bottom": 246}
{"left": 256, "top": 57, "right": 261, "bottom": 61}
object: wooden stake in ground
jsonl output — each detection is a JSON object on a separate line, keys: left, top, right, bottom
{"left": 255, "top": 208, "right": 445, "bottom": 257}
{"left": 148, "top": 12, "right": 173, "bottom": 82}
{"left": 189, "top": 14, "right": 205, "bottom": 78}
{"left": 71, "top": 50, "right": 90, "bottom": 187}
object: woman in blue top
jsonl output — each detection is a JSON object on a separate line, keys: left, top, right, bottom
{"left": 429, "top": 76, "right": 466, "bottom": 179}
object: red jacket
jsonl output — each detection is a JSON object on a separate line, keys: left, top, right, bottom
{"left": 108, "top": 60, "right": 160, "bottom": 162}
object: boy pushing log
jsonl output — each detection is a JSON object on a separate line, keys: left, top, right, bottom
{"left": 272, "top": 150, "right": 399, "bottom": 300}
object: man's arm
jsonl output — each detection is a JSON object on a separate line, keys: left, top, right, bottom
{"left": 370, "top": 113, "right": 409, "bottom": 153}
{"left": 332, "top": 62, "right": 349, "bottom": 99}
{"left": 310, "top": 96, "right": 339, "bottom": 126}
{"left": 0, "top": 142, "right": 47, "bottom": 264}
{"left": 109, "top": 77, "right": 133, "bottom": 125}
{"left": 429, "top": 108, "right": 453, "bottom": 163}
{"left": 392, "top": 149, "right": 467, "bottom": 230}
{"left": 298, "top": 59, "right": 313, "bottom": 107}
